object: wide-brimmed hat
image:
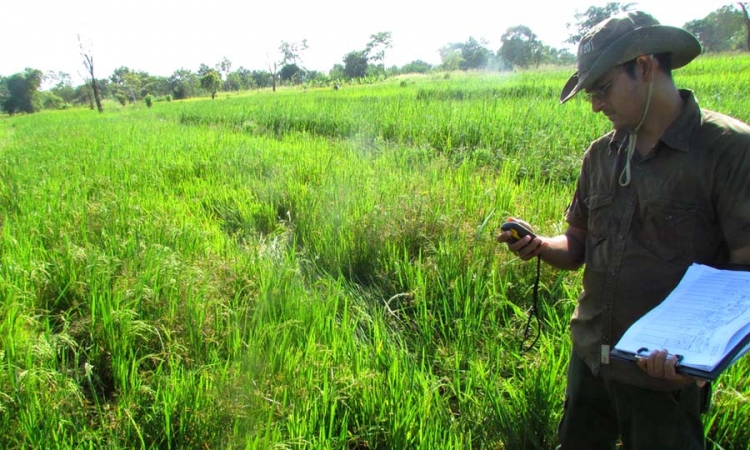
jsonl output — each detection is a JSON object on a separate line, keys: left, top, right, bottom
{"left": 559, "top": 11, "right": 701, "bottom": 104}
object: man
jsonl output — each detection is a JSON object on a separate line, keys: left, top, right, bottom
{"left": 498, "top": 11, "right": 750, "bottom": 450}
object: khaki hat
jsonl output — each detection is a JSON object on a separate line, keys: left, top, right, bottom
{"left": 559, "top": 11, "right": 701, "bottom": 104}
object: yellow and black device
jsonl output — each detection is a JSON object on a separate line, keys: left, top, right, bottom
{"left": 500, "top": 221, "right": 542, "bottom": 353}
{"left": 500, "top": 222, "right": 536, "bottom": 244}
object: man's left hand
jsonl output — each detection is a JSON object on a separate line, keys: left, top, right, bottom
{"left": 636, "top": 348, "right": 706, "bottom": 387}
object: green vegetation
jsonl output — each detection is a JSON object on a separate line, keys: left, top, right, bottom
{"left": 0, "top": 54, "right": 749, "bottom": 449}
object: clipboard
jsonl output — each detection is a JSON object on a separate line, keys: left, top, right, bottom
{"left": 611, "top": 332, "right": 750, "bottom": 381}
{"left": 610, "top": 263, "right": 750, "bottom": 381}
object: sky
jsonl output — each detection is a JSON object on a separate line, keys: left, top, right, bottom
{"left": 0, "top": 0, "right": 737, "bottom": 83}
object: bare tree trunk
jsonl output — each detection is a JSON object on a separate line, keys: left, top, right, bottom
{"left": 272, "top": 62, "right": 277, "bottom": 92}
{"left": 79, "top": 35, "right": 104, "bottom": 113}
{"left": 740, "top": 3, "right": 750, "bottom": 52}
{"left": 90, "top": 77, "right": 103, "bottom": 113}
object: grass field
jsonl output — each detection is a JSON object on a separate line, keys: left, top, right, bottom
{"left": 1, "top": 54, "right": 749, "bottom": 449}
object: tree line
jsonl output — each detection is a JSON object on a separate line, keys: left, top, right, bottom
{"left": 1, "top": 2, "right": 748, "bottom": 115}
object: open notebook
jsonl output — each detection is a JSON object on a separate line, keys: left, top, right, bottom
{"left": 611, "top": 263, "right": 750, "bottom": 381}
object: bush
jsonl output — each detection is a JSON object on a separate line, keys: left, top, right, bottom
{"left": 145, "top": 94, "right": 154, "bottom": 108}
{"left": 40, "top": 92, "right": 68, "bottom": 110}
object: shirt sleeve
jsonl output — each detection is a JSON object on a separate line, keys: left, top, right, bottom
{"left": 714, "top": 132, "right": 750, "bottom": 251}
{"left": 566, "top": 149, "right": 592, "bottom": 231}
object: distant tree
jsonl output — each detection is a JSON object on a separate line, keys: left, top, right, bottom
{"left": 224, "top": 72, "right": 242, "bottom": 91}
{"left": 304, "top": 70, "right": 325, "bottom": 83}
{"left": 110, "top": 66, "right": 151, "bottom": 103}
{"left": 684, "top": 5, "right": 746, "bottom": 52}
{"left": 343, "top": 50, "right": 369, "bottom": 78}
{"left": 438, "top": 45, "right": 464, "bottom": 71}
{"left": 197, "top": 63, "right": 213, "bottom": 77}
{"left": 329, "top": 64, "right": 346, "bottom": 80}
{"left": 251, "top": 70, "right": 273, "bottom": 89}
{"left": 216, "top": 57, "right": 232, "bottom": 80}
{"left": 566, "top": 2, "right": 635, "bottom": 45}
{"left": 738, "top": 2, "right": 750, "bottom": 51}
{"left": 0, "top": 77, "right": 7, "bottom": 113}
{"left": 499, "top": 26, "right": 544, "bottom": 68}
{"left": 169, "top": 68, "right": 198, "bottom": 99}
{"left": 1, "top": 68, "right": 43, "bottom": 114}
{"left": 200, "top": 70, "right": 222, "bottom": 99}
{"left": 365, "top": 31, "right": 393, "bottom": 75}
{"left": 39, "top": 91, "right": 66, "bottom": 110}
{"left": 439, "top": 38, "right": 485, "bottom": 70}
{"left": 279, "top": 63, "right": 301, "bottom": 83}
{"left": 232, "top": 66, "right": 254, "bottom": 89}
{"left": 544, "top": 47, "right": 577, "bottom": 66}
{"left": 78, "top": 34, "right": 103, "bottom": 113}
{"left": 143, "top": 75, "right": 171, "bottom": 97}
{"left": 401, "top": 59, "right": 432, "bottom": 74}
{"left": 279, "top": 40, "right": 307, "bottom": 66}
{"left": 47, "top": 71, "right": 77, "bottom": 105}
{"left": 269, "top": 40, "right": 309, "bottom": 91}
{"left": 439, "top": 37, "right": 494, "bottom": 71}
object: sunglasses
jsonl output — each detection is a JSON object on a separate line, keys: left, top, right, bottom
{"left": 583, "top": 78, "right": 615, "bottom": 102}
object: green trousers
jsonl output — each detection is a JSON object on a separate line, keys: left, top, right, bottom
{"left": 556, "top": 351, "right": 707, "bottom": 450}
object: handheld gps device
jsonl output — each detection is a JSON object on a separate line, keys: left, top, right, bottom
{"left": 501, "top": 222, "right": 536, "bottom": 244}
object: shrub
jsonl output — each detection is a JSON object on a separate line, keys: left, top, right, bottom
{"left": 145, "top": 94, "right": 154, "bottom": 108}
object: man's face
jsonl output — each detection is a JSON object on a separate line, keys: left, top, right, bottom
{"left": 585, "top": 62, "right": 646, "bottom": 131}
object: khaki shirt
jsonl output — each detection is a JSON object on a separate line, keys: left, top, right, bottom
{"left": 565, "top": 90, "right": 750, "bottom": 390}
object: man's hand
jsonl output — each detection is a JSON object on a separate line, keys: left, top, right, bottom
{"left": 636, "top": 348, "right": 706, "bottom": 387}
{"left": 496, "top": 217, "right": 547, "bottom": 261}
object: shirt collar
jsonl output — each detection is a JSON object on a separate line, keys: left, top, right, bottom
{"left": 608, "top": 89, "right": 701, "bottom": 153}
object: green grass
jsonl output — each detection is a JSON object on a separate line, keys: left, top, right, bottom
{"left": 1, "top": 54, "right": 749, "bottom": 449}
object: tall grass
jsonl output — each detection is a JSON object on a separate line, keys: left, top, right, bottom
{"left": 1, "top": 54, "right": 749, "bottom": 449}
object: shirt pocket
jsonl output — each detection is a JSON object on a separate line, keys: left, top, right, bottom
{"left": 586, "top": 194, "right": 614, "bottom": 244}
{"left": 642, "top": 201, "right": 697, "bottom": 262}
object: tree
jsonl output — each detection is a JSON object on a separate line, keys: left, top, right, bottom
{"left": 738, "top": 2, "right": 750, "bottom": 51}
{"left": 169, "top": 68, "right": 198, "bottom": 99}
{"left": 279, "top": 63, "right": 301, "bottom": 83}
{"left": 566, "top": 2, "right": 635, "bottom": 45}
{"left": 279, "top": 40, "right": 308, "bottom": 67}
{"left": 200, "top": 70, "right": 222, "bottom": 99}
{"left": 216, "top": 57, "right": 232, "bottom": 80}
{"left": 439, "top": 37, "right": 494, "bottom": 71}
{"left": 401, "top": 60, "right": 432, "bottom": 74}
{"left": 251, "top": 70, "right": 273, "bottom": 89}
{"left": 499, "top": 26, "right": 544, "bottom": 69}
{"left": 343, "top": 50, "right": 369, "bottom": 79}
{"left": 197, "top": 63, "right": 213, "bottom": 77}
{"left": 684, "top": 5, "right": 746, "bottom": 52}
{"left": 231, "top": 66, "right": 254, "bottom": 89}
{"left": 329, "top": 64, "right": 346, "bottom": 80}
{"left": 438, "top": 45, "right": 463, "bottom": 71}
{"left": 269, "top": 40, "right": 309, "bottom": 91}
{"left": 47, "top": 71, "right": 77, "bottom": 105}
{"left": 224, "top": 72, "right": 242, "bottom": 91}
{"left": 110, "top": 66, "right": 151, "bottom": 103}
{"left": 365, "top": 31, "right": 393, "bottom": 75}
{"left": 1, "top": 68, "right": 43, "bottom": 114}
{"left": 78, "top": 34, "right": 103, "bottom": 113}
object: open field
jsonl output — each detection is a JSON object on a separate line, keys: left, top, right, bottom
{"left": 1, "top": 54, "right": 749, "bottom": 449}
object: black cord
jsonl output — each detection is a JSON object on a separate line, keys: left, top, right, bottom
{"left": 520, "top": 255, "right": 542, "bottom": 353}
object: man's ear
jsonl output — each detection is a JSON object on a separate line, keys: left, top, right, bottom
{"left": 636, "top": 55, "right": 654, "bottom": 81}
